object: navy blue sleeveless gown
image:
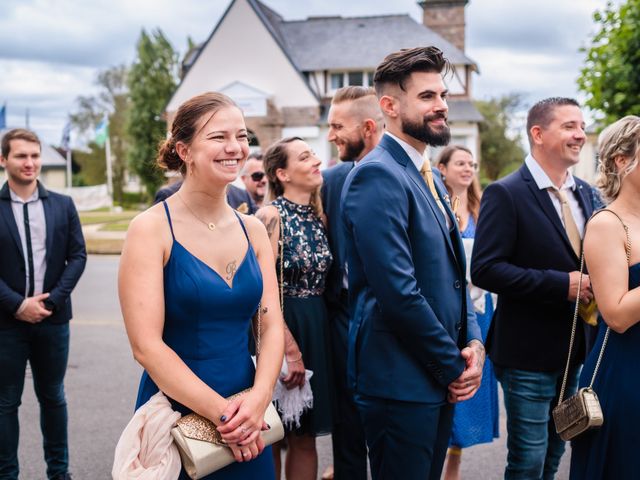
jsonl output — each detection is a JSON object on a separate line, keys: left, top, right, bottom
{"left": 135, "top": 202, "right": 275, "bottom": 479}
{"left": 570, "top": 263, "right": 640, "bottom": 479}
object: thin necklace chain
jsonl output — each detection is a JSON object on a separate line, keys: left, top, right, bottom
{"left": 177, "top": 192, "right": 216, "bottom": 231}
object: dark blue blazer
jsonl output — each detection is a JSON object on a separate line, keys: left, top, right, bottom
{"left": 321, "top": 161, "right": 354, "bottom": 308}
{"left": 341, "top": 135, "right": 481, "bottom": 404}
{"left": 471, "top": 164, "right": 595, "bottom": 372}
{"left": 0, "top": 182, "right": 87, "bottom": 328}
{"left": 154, "top": 180, "right": 257, "bottom": 214}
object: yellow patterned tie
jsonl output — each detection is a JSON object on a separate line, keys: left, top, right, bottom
{"left": 549, "top": 188, "right": 598, "bottom": 326}
{"left": 420, "top": 162, "right": 447, "bottom": 217}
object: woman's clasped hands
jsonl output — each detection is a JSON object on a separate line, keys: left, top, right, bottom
{"left": 215, "top": 388, "right": 272, "bottom": 462}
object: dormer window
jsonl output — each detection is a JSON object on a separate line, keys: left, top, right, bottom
{"left": 329, "top": 70, "right": 375, "bottom": 94}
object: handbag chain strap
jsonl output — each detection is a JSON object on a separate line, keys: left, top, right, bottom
{"left": 557, "top": 208, "right": 631, "bottom": 403}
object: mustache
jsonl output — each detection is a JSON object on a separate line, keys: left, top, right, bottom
{"left": 425, "top": 112, "right": 448, "bottom": 122}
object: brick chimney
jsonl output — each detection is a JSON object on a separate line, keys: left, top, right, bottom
{"left": 418, "top": 0, "right": 469, "bottom": 52}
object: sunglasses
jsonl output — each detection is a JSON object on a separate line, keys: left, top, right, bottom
{"left": 250, "top": 172, "right": 266, "bottom": 182}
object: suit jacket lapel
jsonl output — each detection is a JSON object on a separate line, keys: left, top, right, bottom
{"left": 379, "top": 136, "right": 457, "bottom": 258}
{"left": 521, "top": 165, "right": 577, "bottom": 259}
{"left": 574, "top": 182, "right": 593, "bottom": 221}
{"left": 0, "top": 183, "right": 25, "bottom": 261}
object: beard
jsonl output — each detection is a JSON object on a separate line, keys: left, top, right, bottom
{"left": 338, "top": 136, "right": 366, "bottom": 161}
{"left": 401, "top": 113, "right": 451, "bottom": 147}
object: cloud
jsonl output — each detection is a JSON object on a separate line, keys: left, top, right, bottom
{"left": 0, "top": 0, "right": 622, "bottom": 145}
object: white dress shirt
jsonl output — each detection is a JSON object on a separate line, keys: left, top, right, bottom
{"left": 10, "top": 188, "right": 47, "bottom": 296}
{"left": 385, "top": 132, "right": 452, "bottom": 228}
{"left": 525, "top": 154, "right": 586, "bottom": 237}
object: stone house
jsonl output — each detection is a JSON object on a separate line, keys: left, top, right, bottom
{"left": 166, "top": 0, "right": 482, "bottom": 166}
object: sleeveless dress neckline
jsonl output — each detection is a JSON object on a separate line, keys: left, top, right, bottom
{"left": 134, "top": 201, "right": 275, "bottom": 479}
{"left": 570, "top": 262, "right": 640, "bottom": 480}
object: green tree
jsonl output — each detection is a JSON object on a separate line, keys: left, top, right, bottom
{"left": 127, "top": 28, "right": 178, "bottom": 198}
{"left": 578, "top": 0, "right": 640, "bottom": 124}
{"left": 475, "top": 94, "right": 525, "bottom": 181}
{"left": 69, "top": 65, "right": 130, "bottom": 203}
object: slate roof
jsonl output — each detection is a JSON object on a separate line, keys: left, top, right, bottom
{"left": 447, "top": 98, "right": 484, "bottom": 122}
{"left": 276, "top": 13, "right": 477, "bottom": 71}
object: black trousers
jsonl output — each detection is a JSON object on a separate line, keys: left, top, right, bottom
{"left": 329, "top": 290, "right": 367, "bottom": 480}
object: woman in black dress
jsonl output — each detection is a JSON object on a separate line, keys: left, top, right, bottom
{"left": 256, "top": 137, "right": 333, "bottom": 480}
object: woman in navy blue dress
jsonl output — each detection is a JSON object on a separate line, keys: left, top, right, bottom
{"left": 437, "top": 146, "right": 499, "bottom": 480}
{"left": 570, "top": 116, "right": 640, "bottom": 480}
{"left": 119, "top": 92, "right": 284, "bottom": 479}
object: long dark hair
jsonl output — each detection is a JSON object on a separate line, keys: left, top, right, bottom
{"left": 436, "top": 145, "right": 482, "bottom": 222}
{"left": 263, "top": 137, "right": 323, "bottom": 217}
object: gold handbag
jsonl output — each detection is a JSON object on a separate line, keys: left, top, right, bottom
{"left": 553, "top": 209, "right": 631, "bottom": 441}
{"left": 171, "top": 240, "right": 285, "bottom": 478}
{"left": 171, "top": 392, "right": 284, "bottom": 479}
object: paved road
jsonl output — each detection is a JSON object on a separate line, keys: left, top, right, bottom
{"left": 17, "top": 255, "right": 571, "bottom": 479}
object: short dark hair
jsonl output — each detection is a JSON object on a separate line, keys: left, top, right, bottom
{"left": 247, "top": 151, "right": 263, "bottom": 161}
{"left": 526, "top": 97, "right": 580, "bottom": 145}
{"left": 373, "top": 47, "right": 450, "bottom": 97}
{"left": 1, "top": 128, "right": 41, "bottom": 158}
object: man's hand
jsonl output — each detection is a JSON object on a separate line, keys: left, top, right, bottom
{"left": 567, "top": 271, "right": 593, "bottom": 304}
{"left": 15, "top": 293, "right": 52, "bottom": 323}
{"left": 447, "top": 340, "right": 485, "bottom": 403}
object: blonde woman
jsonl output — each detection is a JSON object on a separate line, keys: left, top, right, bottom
{"left": 570, "top": 115, "right": 640, "bottom": 479}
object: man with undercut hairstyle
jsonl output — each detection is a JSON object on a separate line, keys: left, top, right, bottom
{"left": 322, "top": 86, "right": 383, "bottom": 480}
{"left": 340, "top": 48, "right": 483, "bottom": 480}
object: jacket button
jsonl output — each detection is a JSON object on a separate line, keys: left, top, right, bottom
{"left": 454, "top": 280, "right": 461, "bottom": 289}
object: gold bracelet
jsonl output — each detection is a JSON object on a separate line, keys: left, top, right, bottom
{"left": 285, "top": 352, "right": 303, "bottom": 363}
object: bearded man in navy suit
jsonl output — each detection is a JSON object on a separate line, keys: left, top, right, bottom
{"left": 321, "top": 86, "right": 384, "bottom": 480}
{"left": 340, "top": 47, "right": 484, "bottom": 480}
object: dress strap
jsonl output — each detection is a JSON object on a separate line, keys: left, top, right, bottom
{"left": 162, "top": 201, "right": 176, "bottom": 240}
{"left": 233, "top": 210, "right": 250, "bottom": 243}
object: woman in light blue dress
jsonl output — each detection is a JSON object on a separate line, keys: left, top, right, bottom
{"left": 437, "top": 146, "right": 499, "bottom": 480}
{"left": 119, "top": 92, "right": 284, "bottom": 479}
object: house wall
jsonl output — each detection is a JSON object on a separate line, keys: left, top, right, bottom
{"left": 166, "top": 0, "right": 318, "bottom": 114}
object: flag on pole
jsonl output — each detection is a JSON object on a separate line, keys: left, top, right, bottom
{"left": 0, "top": 103, "right": 6, "bottom": 130}
{"left": 61, "top": 122, "right": 72, "bottom": 151}
{"left": 94, "top": 115, "right": 109, "bottom": 147}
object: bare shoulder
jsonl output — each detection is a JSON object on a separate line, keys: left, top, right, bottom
{"left": 125, "top": 203, "right": 171, "bottom": 246}
{"left": 587, "top": 209, "right": 627, "bottom": 238}
{"left": 255, "top": 205, "right": 279, "bottom": 223}
{"left": 240, "top": 213, "right": 269, "bottom": 238}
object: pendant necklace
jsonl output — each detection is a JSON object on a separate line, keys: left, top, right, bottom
{"left": 177, "top": 192, "right": 216, "bottom": 231}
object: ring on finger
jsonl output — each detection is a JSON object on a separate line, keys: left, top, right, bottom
{"left": 240, "top": 426, "right": 249, "bottom": 435}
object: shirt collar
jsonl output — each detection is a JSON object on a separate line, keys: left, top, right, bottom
{"left": 2, "top": 181, "right": 47, "bottom": 203}
{"left": 525, "top": 154, "right": 576, "bottom": 191}
{"left": 385, "top": 132, "right": 426, "bottom": 172}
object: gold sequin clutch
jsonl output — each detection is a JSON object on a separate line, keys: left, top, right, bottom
{"left": 171, "top": 391, "right": 284, "bottom": 479}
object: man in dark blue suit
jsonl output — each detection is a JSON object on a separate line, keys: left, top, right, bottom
{"left": 154, "top": 179, "right": 257, "bottom": 214}
{"left": 341, "top": 47, "right": 484, "bottom": 480}
{"left": 0, "top": 129, "right": 86, "bottom": 480}
{"left": 471, "top": 98, "right": 595, "bottom": 479}
{"left": 322, "top": 86, "right": 384, "bottom": 480}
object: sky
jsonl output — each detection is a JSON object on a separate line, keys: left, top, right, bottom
{"left": 0, "top": 0, "right": 623, "bottom": 146}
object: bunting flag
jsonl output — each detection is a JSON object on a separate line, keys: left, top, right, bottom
{"left": 60, "top": 121, "right": 72, "bottom": 150}
{"left": 94, "top": 116, "right": 109, "bottom": 147}
{"left": 0, "top": 103, "right": 6, "bottom": 130}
